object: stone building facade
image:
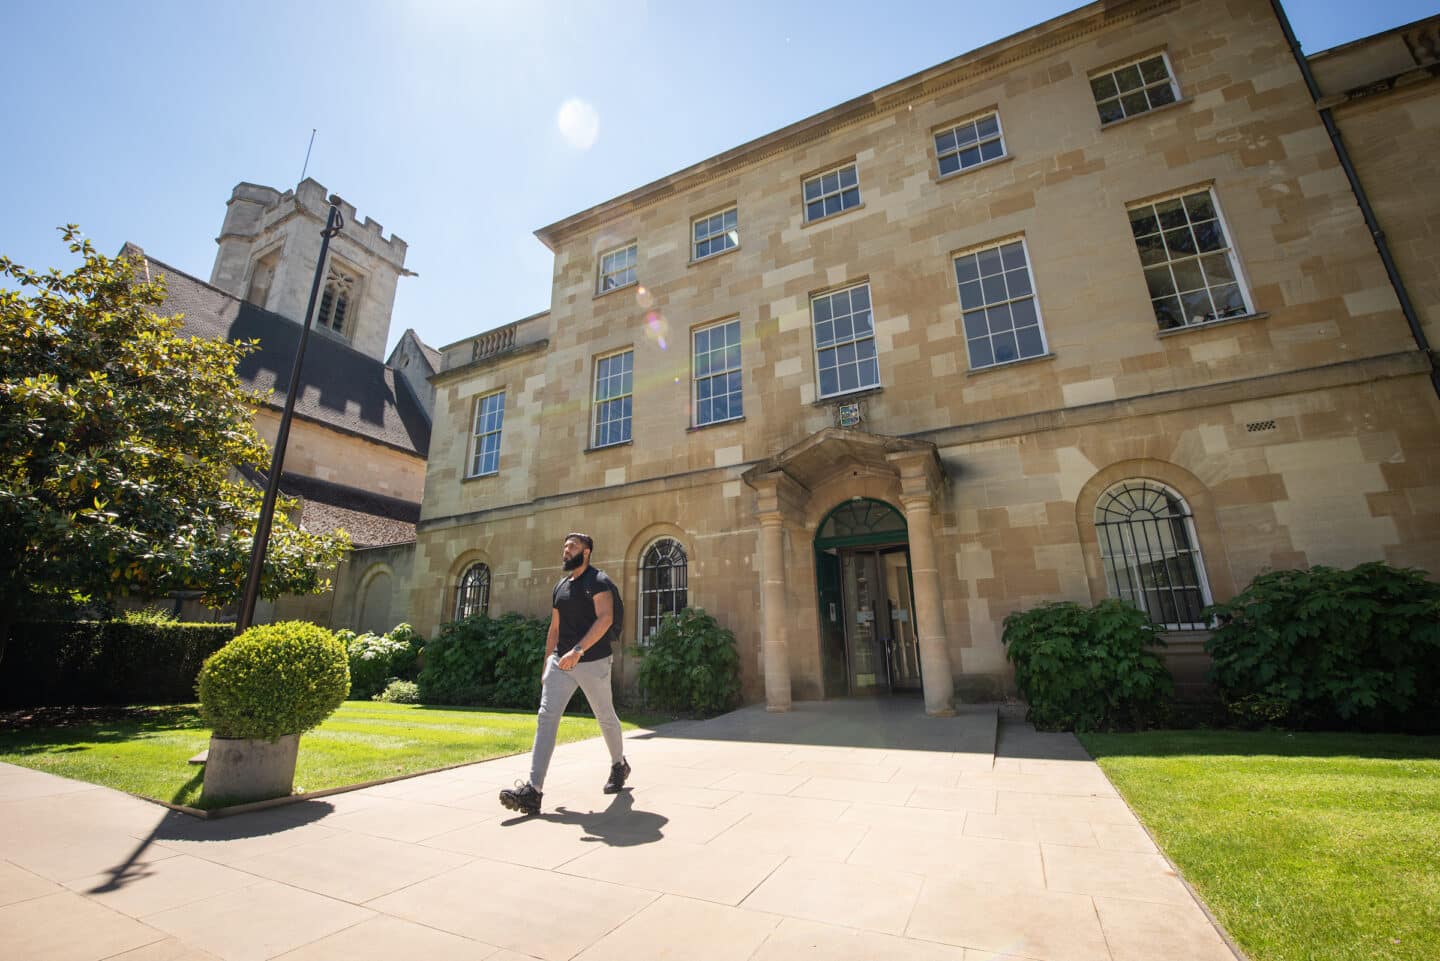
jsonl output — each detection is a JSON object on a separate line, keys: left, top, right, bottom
{"left": 398, "top": 0, "right": 1440, "bottom": 712}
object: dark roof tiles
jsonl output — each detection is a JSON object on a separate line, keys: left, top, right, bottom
{"left": 140, "top": 254, "right": 431, "bottom": 457}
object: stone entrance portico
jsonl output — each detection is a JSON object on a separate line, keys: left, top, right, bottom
{"left": 743, "top": 428, "right": 957, "bottom": 716}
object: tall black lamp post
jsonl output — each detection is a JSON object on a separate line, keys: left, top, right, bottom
{"left": 234, "top": 202, "right": 344, "bottom": 633}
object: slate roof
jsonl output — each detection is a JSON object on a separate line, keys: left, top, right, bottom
{"left": 280, "top": 474, "right": 420, "bottom": 548}
{"left": 236, "top": 467, "right": 420, "bottom": 547}
{"left": 135, "top": 251, "right": 431, "bottom": 457}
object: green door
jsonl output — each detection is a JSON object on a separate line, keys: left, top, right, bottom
{"left": 816, "top": 549, "right": 849, "bottom": 697}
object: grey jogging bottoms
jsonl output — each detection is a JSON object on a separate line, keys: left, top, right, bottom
{"left": 527, "top": 654, "right": 624, "bottom": 791}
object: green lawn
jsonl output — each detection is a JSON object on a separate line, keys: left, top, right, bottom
{"left": 0, "top": 702, "right": 667, "bottom": 810}
{"left": 1079, "top": 730, "right": 1440, "bottom": 961}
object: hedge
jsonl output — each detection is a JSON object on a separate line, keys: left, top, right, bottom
{"left": 0, "top": 621, "right": 235, "bottom": 707}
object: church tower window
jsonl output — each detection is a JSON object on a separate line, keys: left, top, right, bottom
{"left": 317, "top": 264, "right": 359, "bottom": 336}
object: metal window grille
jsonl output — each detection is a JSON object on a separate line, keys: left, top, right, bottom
{"left": 1094, "top": 481, "right": 1211, "bottom": 629}
{"left": 454, "top": 563, "right": 490, "bottom": 619}
{"left": 639, "top": 539, "right": 688, "bottom": 642}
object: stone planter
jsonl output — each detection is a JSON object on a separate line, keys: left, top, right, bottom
{"left": 201, "top": 733, "right": 300, "bottom": 805}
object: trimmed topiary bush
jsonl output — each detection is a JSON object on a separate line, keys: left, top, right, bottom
{"left": 417, "top": 612, "right": 550, "bottom": 708}
{"left": 636, "top": 607, "right": 741, "bottom": 716}
{"left": 1002, "top": 599, "right": 1173, "bottom": 732}
{"left": 1205, "top": 562, "right": 1440, "bottom": 731}
{"left": 343, "top": 623, "right": 423, "bottom": 700}
{"left": 197, "top": 621, "right": 350, "bottom": 740}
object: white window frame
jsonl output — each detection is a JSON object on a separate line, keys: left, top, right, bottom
{"left": 802, "top": 162, "right": 861, "bottom": 223}
{"left": 692, "top": 318, "right": 743, "bottom": 427}
{"left": 692, "top": 207, "right": 739, "bottom": 261}
{"left": 591, "top": 348, "right": 634, "bottom": 448}
{"left": 467, "top": 390, "right": 505, "bottom": 478}
{"left": 597, "top": 242, "right": 637, "bottom": 293}
{"left": 811, "top": 282, "right": 880, "bottom": 400}
{"left": 953, "top": 236, "right": 1049, "bottom": 370}
{"left": 934, "top": 112, "right": 1007, "bottom": 177}
{"left": 638, "top": 537, "right": 688, "bottom": 643}
{"left": 1090, "top": 51, "right": 1181, "bottom": 125}
{"left": 1127, "top": 187, "right": 1253, "bottom": 332}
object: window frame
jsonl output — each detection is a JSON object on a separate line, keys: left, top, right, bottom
{"left": 1089, "top": 51, "right": 1181, "bottom": 126}
{"left": 1093, "top": 480, "right": 1213, "bottom": 631}
{"left": 591, "top": 348, "right": 635, "bottom": 448}
{"left": 934, "top": 111, "right": 1007, "bottom": 178}
{"left": 802, "top": 162, "right": 862, "bottom": 224}
{"left": 638, "top": 537, "right": 689, "bottom": 644}
{"left": 596, "top": 242, "right": 638, "bottom": 294}
{"left": 466, "top": 389, "right": 506, "bottom": 478}
{"left": 811, "top": 281, "right": 881, "bottom": 400}
{"left": 691, "top": 317, "right": 744, "bottom": 428}
{"left": 692, "top": 206, "right": 739, "bottom": 261}
{"left": 953, "top": 236, "right": 1049, "bottom": 371}
{"left": 1126, "top": 186, "right": 1253, "bottom": 333}
{"left": 316, "top": 261, "right": 361, "bottom": 335}
{"left": 453, "top": 562, "right": 491, "bottom": 620}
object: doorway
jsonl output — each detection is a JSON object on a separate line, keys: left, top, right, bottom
{"left": 814, "top": 499, "right": 923, "bottom": 697}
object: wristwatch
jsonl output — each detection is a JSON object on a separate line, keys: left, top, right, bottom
{"left": 571, "top": 646, "right": 585, "bottom": 658}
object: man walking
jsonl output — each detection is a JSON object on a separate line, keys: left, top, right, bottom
{"left": 499, "top": 532, "right": 630, "bottom": 816}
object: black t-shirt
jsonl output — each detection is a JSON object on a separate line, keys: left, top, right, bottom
{"left": 552, "top": 566, "right": 615, "bottom": 662}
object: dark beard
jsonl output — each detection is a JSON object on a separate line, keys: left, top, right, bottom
{"left": 563, "top": 553, "right": 584, "bottom": 571}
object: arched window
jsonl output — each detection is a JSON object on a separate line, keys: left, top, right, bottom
{"left": 639, "top": 539, "right": 688, "bottom": 641}
{"left": 317, "top": 264, "right": 357, "bottom": 335}
{"left": 454, "top": 562, "right": 490, "bottom": 620}
{"left": 1095, "top": 481, "right": 1212, "bottom": 629}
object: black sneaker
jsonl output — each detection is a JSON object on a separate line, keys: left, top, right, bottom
{"left": 499, "top": 781, "right": 542, "bottom": 816}
{"left": 604, "top": 758, "right": 631, "bottom": 794}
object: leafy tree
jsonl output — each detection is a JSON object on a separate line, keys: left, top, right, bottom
{"left": 0, "top": 228, "right": 349, "bottom": 660}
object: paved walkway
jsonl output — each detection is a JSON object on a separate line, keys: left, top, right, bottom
{"left": 0, "top": 701, "right": 1239, "bottom": 961}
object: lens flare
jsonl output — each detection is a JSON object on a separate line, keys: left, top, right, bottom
{"left": 644, "top": 310, "right": 669, "bottom": 351}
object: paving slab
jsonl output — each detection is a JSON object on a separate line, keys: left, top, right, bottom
{"left": 0, "top": 702, "right": 1239, "bottom": 961}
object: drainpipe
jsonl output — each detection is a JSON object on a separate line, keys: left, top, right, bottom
{"left": 1268, "top": 0, "right": 1440, "bottom": 402}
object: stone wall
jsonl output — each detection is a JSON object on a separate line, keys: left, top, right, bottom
{"left": 253, "top": 408, "right": 426, "bottom": 504}
{"left": 409, "top": 0, "right": 1440, "bottom": 704}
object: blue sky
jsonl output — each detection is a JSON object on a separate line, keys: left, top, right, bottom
{"left": 2, "top": 0, "right": 1431, "bottom": 355}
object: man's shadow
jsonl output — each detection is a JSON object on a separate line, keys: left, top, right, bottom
{"left": 502, "top": 789, "right": 667, "bottom": 846}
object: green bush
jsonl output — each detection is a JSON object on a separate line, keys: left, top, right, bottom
{"left": 417, "top": 613, "right": 550, "bottom": 708}
{"left": 197, "top": 621, "right": 350, "bottom": 740}
{"left": 1002, "top": 599, "right": 1173, "bottom": 732}
{"left": 636, "top": 607, "right": 741, "bottom": 716}
{"left": 374, "top": 679, "right": 421, "bottom": 704}
{"left": 0, "top": 620, "right": 234, "bottom": 707}
{"left": 344, "top": 623, "right": 423, "bottom": 700}
{"left": 1205, "top": 562, "right": 1440, "bottom": 731}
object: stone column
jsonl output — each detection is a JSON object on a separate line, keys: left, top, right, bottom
{"left": 758, "top": 509, "right": 792, "bottom": 712}
{"left": 891, "top": 451, "right": 955, "bottom": 716}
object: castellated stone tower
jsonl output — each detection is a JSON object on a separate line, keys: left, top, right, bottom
{"left": 209, "top": 179, "right": 410, "bottom": 362}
